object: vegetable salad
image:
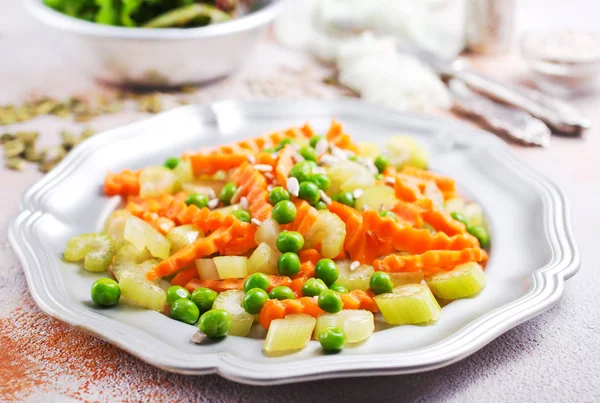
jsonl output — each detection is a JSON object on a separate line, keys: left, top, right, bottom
{"left": 65, "top": 121, "right": 490, "bottom": 356}
{"left": 44, "top": 0, "right": 256, "bottom": 28}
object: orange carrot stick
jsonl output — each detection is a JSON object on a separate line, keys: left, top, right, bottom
{"left": 170, "top": 266, "right": 200, "bottom": 287}
{"left": 103, "top": 169, "right": 140, "bottom": 197}
{"left": 184, "top": 275, "right": 292, "bottom": 293}
{"left": 275, "top": 145, "right": 295, "bottom": 186}
{"left": 374, "top": 248, "right": 488, "bottom": 275}
{"left": 421, "top": 209, "right": 467, "bottom": 236}
{"left": 188, "top": 153, "right": 248, "bottom": 176}
{"left": 401, "top": 166, "right": 456, "bottom": 194}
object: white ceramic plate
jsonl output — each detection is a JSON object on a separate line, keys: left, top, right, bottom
{"left": 9, "top": 100, "right": 580, "bottom": 385}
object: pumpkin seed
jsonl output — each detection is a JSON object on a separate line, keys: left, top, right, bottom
{"left": 5, "top": 157, "right": 25, "bottom": 171}
{"left": 3, "top": 139, "right": 25, "bottom": 157}
{"left": 0, "top": 133, "right": 15, "bottom": 144}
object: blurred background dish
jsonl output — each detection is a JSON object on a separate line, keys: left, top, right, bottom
{"left": 26, "top": 0, "right": 284, "bottom": 87}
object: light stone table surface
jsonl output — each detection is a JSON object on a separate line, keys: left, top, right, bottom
{"left": 1, "top": 1, "right": 599, "bottom": 401}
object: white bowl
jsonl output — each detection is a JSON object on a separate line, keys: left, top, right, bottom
{"left": 25, "top": 0, "right": 284, "bottom": 87}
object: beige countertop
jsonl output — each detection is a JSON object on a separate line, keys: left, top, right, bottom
{"left": 1, "top": 1, "right": 598, "bottom": 401}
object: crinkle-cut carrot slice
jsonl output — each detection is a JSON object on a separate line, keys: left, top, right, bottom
{"left": 170, "top": 266, "right": 200, "bottom": 287}
{"left": 275, "top": 145, "right": 295, "bottom": 186}
{"left": 189, "top": 153, "right": 248, "bottom": 176}
{"left": 362, "top": 210, "right": 479, "bottom": 254}
{"left": 339, "top": 290, "right": 379, "bottom": 312}
{"left": 259, "top": 297, "right": 323, "bottom": 329}
{"left": 280, "top": 200, "right": 319, "bottom": 235}
{"left": 191, "top": 208, "right": 233, "bottom": 233}
{"left": 421, "top": 209, "right": 467, "bottom": 236}
{"left": 104, "top": 169, "right": 140, "bottom": 197}
{"left": 401, "top": 166, "right": 456, "bottom": 194}
{"left": 326, "top": 201, "right": 363, "bottom": 252}
{"left": 218, "top": 224, "right": 258, "bottom": 255}
{"left": 146, "top": 220, "right": 236, "bottom": 281}
{"left": 393, "top": 173, "right": 422, "bottom": 202}
{"left": 141, "top": 211, "right": 176, "bottom": 235}
{"left": 374, "top": 248, "right": 488, "bottom": 275}
{"left": 185, "top": 275, "right": 292, "bottom": 294}
{"left": 257, "top": 152, "right": 277, "bottom": 168}
{"left": 391, "top": 200, "right": 425, "bottom": 227}
{"left": 300, "top": 123, "right": 316, "bottom": 138}
{"left": 325, "top": 120, "right": 359, "bottom": 153}
{"left": 299, "top": 249, "right": 321, "bottom": 266}
{"left": 231, "top": 162, "right": 273, "bottom": 221}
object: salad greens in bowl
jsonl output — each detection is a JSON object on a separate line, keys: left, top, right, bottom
{"left": 27, "top": 0, "right": 283, "bottom": 86}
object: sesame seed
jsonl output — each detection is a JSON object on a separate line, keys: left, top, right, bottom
{"left": 246, "top": 154, "right": 256, "bottom": 164}
{"left": 208, "top": 198, "right": 219, "bottom": 209}
{"left": 315, "top": 139, "right": 329, "bottom": 156}
{"left": 191, "top": 331, "right": 207, "bottom": 344}
{"left": 230, "top": 187, "right": 243, "bottom": 204}
{"left": 384, "top": 176, "right": 396, "bottom": 185}
{"left": 331, "top": 146, "right": 348, "bottom": 160}
{"left": 254, "top": 164, "right": 273, "bottom": 172}
{"left": 267, "top": 185, "right": 273, "bottom": 191}
{"left": 350, "top": 261, "right": 360, "bottom": 271}
{"left": 313, "top": 166, "right": 327, "bottom": 175}
{"left": 264, "top": 172, "right": 274, "bottom": 180}
{"left": 240, "top": 197, "right": 249, "bottom": 210}
{"left": 286, "top": 177, "right": 300, "bottom": 196}
{"left": 251, "top": 218, "right": 262, "bottom": 226}
{"left": 352, "top": 189, "right": 364, "bottom": 199}
{"left": 320, "top": 155, "right": 340, "bottom": 166}
{"left": 292, "top": 152, "right": 305, "bottom": 163}
{"left": 319, "top": 190, "right": 332, "bottom": 205}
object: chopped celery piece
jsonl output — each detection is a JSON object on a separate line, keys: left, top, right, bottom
{"left": 463, "top": 203, "right": 484, "bottom": 227}
{"left": 214, "top": 204, "right": 241, "bottom": 215}
{"left": 304, "top": 211, "right": 346, "bottom": 259}
{"left": 172, "top": 158, "right": 193, "bottom": 184}
{"left": 327, "top": 160, "right": 375, "bottom": 194}
{"left": 423, "top": 182, "right": 444, "bottom": 210}
{"left": 182, "top": 178, "right": 225, "bottom": 197}
{"left": 139, "top": 166, "right": 178, "bottom": 198}
{"left": 212, "top": 290, "right": 254, "bottom": 337}
{"left": 123, "top": 215, "right": 171, "bottom": 259}
{"left": 263, "top": 314, "right": 316, "bottom": 356}
{"left": 335, "top": 260, "right": 374, "bottom": 291}
{"left": 166, "top": 225, "right": 201, "bottom": 253}
{"left": 112, "top": 241, "right": 151, "bottom": 281}
{"left": 64, "top": 233, "right": 115, "bottom": 272}
{"left": 355, "top": 185, "right": 396, "bottom": 212}
{"left": 247, "top": 242, "right": 280, "bottom": 275}
{"left": 426, "top": 262, "right": 486, "bottom": 299}
{"left": 374, "top": 283, "right": 441, "bottom": 325}
{"left": 388, "top": 272, "right": 424, "bottom": 287}
{"left": 214, "top": 256, "right": 249, "bottom": 279}
{"left": 386, "top": 136, "right": 429, "bottom": 169}
{"left": 356, "top": 141, "right": 381, "bottom": 159}
{"left": 314, "top": 310, "right": 374, "bottom": 343}
{"left": 254, "top": 218, "right": 281, "bottom": 251}
{"left": 444, "top": 197, "right": 466, "bottom": 214}
{"left": 195, "top": 258, "right": 220, "bottom": 280}
{"left": 103, "top": 209, "right": 132, "bottom": 243}
{"left": 119, "top": 259, "right": 166, "bottom": 312}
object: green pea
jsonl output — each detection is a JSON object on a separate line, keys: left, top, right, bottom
{"left": 164, "top": 157, "right": 180, "bottom": 169}
{"left": 268, "top": 186, "right": 291, "bottom": 206}
{"left": 276, "top": 231, "right": 304, "bottom": 253}
{"left": 315, "top": 259, "right": 339, "bottom": 285}
{"left": 298, "top": 181, "right": 321, "bottom": 205}
{"left": 314, "top": 201, "right": 328, "bottom": 210}
{"left": 318, "top": 290, "right": 343, "bottom": 313}
{"left": 309, "top": 135, "right": 324, "bottom": 148}
{"left": 232, "top": 210, "right": 251, "bottom": 222}
{"left": 379, "top": 210, "right": 398, "bottom": 221}
{"left": 185, "top": 193, "right": 209, "bottom": 209}
{"left": 369, "top": 272, "right": 393, "bottom": 295}
{"left": 275, "top": 138, "right": 294, "bottom": 151}
{"left": 302, "top": 278, "right": 328, "bottom": 297}
{"left": 374, "top": 155, "right": 390, "bottom": 173}
{"left": 190, "top": 287, "right": 218, "bottom": 313}
{"left": 337, "top": 192, "right": 355, "bottom": 207}
{"left": 198, "top": 309, "right": 232, "bottom": 339}
{"left": 298, "top": 146, "right": 317, "bottom": 161}
{"left": 310, "top": 173, "right": 331, "bottom": 191}
{"left": 242, "top": 288, "right": 270, "bottom": 314}
{"left": 348, "top": 156, "right": 360, "bottom": 162}
{"left": 329, "top": 283, "right": 348, "bottom": 293}
{"left": 90, "top": 278, "right": 120, "bottom": 307}
{"left": 166, "top": 285, "right": 190, "bottom": 306}
{"left": 277, "top": 252, "right": 301, "bottom": 276}
{"left": 289, "top": 161, "right": 314, "bottom": 183}
{"left": 219, "top": 182, "right": 237, "bottom": 206}
{"left": 243, "top": 273, "right": 270, "bottom": 293}
{"left": 468, "top": 225, "right": 491, "bottom": 249}
{"left": 268, "top": 286, "right": 296, "bottom": 300}
{"left": 170, "top": 298, "right": 200, "bottom": 324}
{"left": 375, "top": 173, "right": 384, "bottom": 180}
{"left": 451, "top": 211, "right": 468, "bottom": 226}
{"left": 319, "top": 326, "right": 346, "bottom": 352}
{"left": 272, "top": 200, "right": 297, "bottom": 224}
